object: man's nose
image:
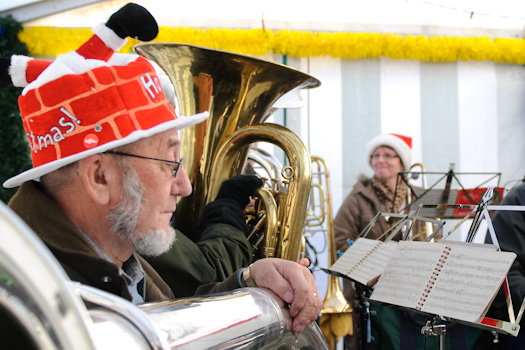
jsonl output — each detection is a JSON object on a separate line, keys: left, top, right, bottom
{"left": 173, "top": 166, "right": 192, "bottom": 197}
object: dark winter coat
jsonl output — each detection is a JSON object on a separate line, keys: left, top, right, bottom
{"left": 334, "top": 175, "right": 395, "bottom": 255}
{"left": 8, "top": 181, "right": 245, "bottom": 302}
{"left": 486, "top": 183, "right": 525, "bottom": 322}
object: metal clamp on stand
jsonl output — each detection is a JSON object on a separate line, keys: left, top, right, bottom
{"left": 421, "top": 316, "right": 446, "bottom": 350}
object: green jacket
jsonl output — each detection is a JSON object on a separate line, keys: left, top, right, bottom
{"left": 8, "top": 181, "right": 246, "bottom": 302}
{"left": 146, "top": 222, "right": 252, "bottom": 297}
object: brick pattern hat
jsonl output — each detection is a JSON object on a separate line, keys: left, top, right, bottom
{"left": 366, "top": 133, "right": 413, "bottom": 170}
{"left": 1, "top": 3, "right": 208, "bottom": 188}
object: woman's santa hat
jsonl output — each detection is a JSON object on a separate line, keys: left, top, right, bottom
{"left": 366, "top": 133, "right": 413, "bottom": 170}
{"left": 1, "top": 3, "right": 208, "bottom": 188}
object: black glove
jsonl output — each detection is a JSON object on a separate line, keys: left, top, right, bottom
{"left": 196, "top": 175, "right": 263, "bottom": 239}
{"left": 215, "top": 175, "right": 264, "bottom": 208}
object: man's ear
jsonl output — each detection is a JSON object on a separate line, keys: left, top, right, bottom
{"left": 78, "top": 154, "right": 117, "bottom": 205}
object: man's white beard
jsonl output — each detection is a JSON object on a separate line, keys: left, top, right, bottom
{"left": 108, "top": 167, "right": 176, "bottom": 257}
{"left": 133, "top": 228, "right": 176, "bottom": 256}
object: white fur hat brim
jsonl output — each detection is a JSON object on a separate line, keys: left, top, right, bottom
{"left": 366, "top": 133, "right": 412, "bottom": 170}
{"left": 3, "top": 111, "right": 209, "bottom": 189}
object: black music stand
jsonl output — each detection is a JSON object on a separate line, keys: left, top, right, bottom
{"left": 326, "top": 208, "right": 446, "bottom": 349}
{"left": 392, "top": 165, "right": 502, "bottom": 219}
{"left": 327, "top": 191, "right": 525, "bottom": 349}
{"left": 358, "top": 207, "right": 445, "bottom": 243}
{"left": 371, "top": 189, "right": 525, "bottom": 349}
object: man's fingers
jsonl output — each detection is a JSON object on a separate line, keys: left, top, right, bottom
{"left": 291, "top": 290, "right": 323, "bottom": 332}
{"left": 250, "top": 258, "right": 323, "bottom": 333}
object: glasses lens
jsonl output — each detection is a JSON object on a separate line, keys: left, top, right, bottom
{"left": 172, "top": 158, "right": 184, "bottom": 177}
{"left": 372, "top": 154, "right": 396, "bottom": 160}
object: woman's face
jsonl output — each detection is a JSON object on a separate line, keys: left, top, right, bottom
{"left": 370, "top": 146, "right": 404, "bottom": 183}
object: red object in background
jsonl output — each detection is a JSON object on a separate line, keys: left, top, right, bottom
{"left": 453, "top": 187, "right": 504, "bottom": 217}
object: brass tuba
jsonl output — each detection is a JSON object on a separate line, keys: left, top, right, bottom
{"left": 135, "top": 43, "right": 320, "bottom": 262}
{"left": 307, "top": 156, "right": 353, "bottom": 349}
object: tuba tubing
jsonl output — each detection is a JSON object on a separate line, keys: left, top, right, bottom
{"left": 82, "top": 285, "right": 330, "bottom": 350}
{"left": 207, "top": 123, "right": 312, "bottom": 261}
{"left": 311, "top": 156, "right": 351, "bottom": 315}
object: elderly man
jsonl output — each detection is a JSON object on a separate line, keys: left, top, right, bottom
{"left": 1, "top": 3, "right": 322, "bottom": 333}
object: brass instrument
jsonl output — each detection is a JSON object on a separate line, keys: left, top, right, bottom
{"left": 245, "top": 147, "right": 285, "bottom": 192}
{"left": 407, "top": 163, "right": 428, "bottom": 198}
{"left": 244, "top": 151, "right": 352, "bottom": 348}
{"left": 135, "top": 42, "right": 320, "bottom": 262}
{"left": 306, "top": 156, "right": 352, "bottom": 349}
{"left": 406, "top": 163, "right": 434, "bottom": 240}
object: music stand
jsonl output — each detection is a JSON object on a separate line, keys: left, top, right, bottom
{"left": 358, "top": 207, "right": 445, "bottom": 243}
{"left": 328, "top": 189, "right": 525, "bottom": 349}
{"left": 330, "top": 208, "right": 446, "bottom": 349}
{"left": 393, "top": 165, "right": 502, "bottom": 219}
{"left": 447, "top": 188, "right": 525, "bottom": 335}
{"left": 380, "top": 188, "right": 525, "bottom": 348}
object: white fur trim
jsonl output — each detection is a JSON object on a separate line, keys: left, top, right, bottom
{"left": 3, "top": 111, "right": 209, "bottom": 188}
{"left": 22, "top": 51, "right": 118, "bottom": 94}
{"left": 107, "top": 52, "right": 140, "bottom": 65}
{"left": 9, "top": 55, "right": 33, "bottom": 87}
{"left": 21, "top": 51, "right": 141, "bottom": 94}
{"left": 93, "top": 22, "right": 127, "bottom": 52}
{"left": 366, "top": 134, "right": 412, "bottom": 170}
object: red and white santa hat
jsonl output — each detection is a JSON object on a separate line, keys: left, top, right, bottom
{"left": 3, "top": 3, "right": 208, "bottom": 188}
{"left": 366, "top": 133, "right": 413, "bottom": 170}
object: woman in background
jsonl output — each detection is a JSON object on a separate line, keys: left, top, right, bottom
{"left": 334, "top": 133, "right": 412, "bottom": 350}
{"left": 334, "top": 133, "right": 412, "bottom": 253}
{"left": 333, "top": 133, "right": 491, "bottom": 350}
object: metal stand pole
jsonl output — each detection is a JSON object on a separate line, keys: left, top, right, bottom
{"left": 421, "top": 316, "right": 446, "bottom": 350}
{"left": 355, "top": 284, "right": 374, "bottom": 350}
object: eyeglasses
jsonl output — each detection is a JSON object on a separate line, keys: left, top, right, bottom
{"left": 370, "top": 153, "right": 399, "bottom": 161}
{"left": 105, "top": 151, "right": 184, "bottom": 178}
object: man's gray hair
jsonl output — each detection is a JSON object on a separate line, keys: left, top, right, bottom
{"left": 40, "top": 143, "right": 137, "bottom": 195}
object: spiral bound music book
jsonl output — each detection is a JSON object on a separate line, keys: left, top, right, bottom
{"left": 328, "top": 237, "right": 398, "bottom": 287}
{"left": 370, "top": 240, "right": 516, "bottom": 323}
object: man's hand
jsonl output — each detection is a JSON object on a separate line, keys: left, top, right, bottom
{"left": 248, "top": 258, "right": 323, "bottom": 333}
{"left": 215, "top": 175, "right": 264, "bottom": 208}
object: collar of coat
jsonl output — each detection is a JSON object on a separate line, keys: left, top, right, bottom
{"left": 8, "top": 181, "right": 174, "bottom": 302}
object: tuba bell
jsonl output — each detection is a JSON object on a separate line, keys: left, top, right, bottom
{"left": 134, "top": 43, "right": 320, "bottom": 262}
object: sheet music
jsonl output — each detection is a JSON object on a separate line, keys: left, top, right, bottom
{"left": 371, "top": 241, "right": 516, "bottom": 323}
{"left": 331, "top": 238, "right": 380, "bottom": 273}
{"left": 421, "top": 245, "right": 515, "bottom": 322}
{"left": 350, "top": 241, "right": 398, "bottom": 286}
{"left": 330, "top": 238, "right": 397, "bottom": 286}
{"left": 371, "top": 242, "right": 444, "bottom": 309}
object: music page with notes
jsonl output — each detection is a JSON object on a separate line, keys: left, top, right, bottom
{"left": 329, "top": 237, "right": 398, "bottom": 287}
{"left": 370, "top": 241, "right": 516, "bottom": 323}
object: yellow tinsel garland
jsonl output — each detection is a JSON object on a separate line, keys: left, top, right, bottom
{"left": 17, "top": 26, "right": 525, "bottom": 64}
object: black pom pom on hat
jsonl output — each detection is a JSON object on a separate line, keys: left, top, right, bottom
{"left": 105, "top": 2, "right": 158, "bottom": 41}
